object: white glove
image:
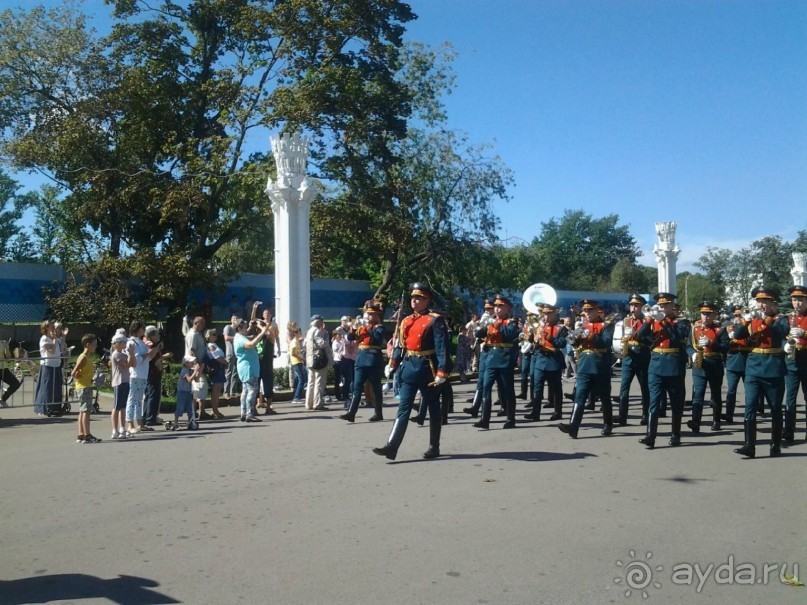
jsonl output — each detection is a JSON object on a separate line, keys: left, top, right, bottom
{"left": 727, "top": 329, "right": 735, "bottom": 340}
{"left": 789, "top": 327, "right": 804, "bottom": 339}
{"left": 691, "top": 352, "right": 699, "bottom": 364}
{"left": 432, "top": 375, "right": 446, "bottom": 386}
{"left": 384, "top": 364, "right": 394, "bottom": 378}
{"left": 742, "top": 311, "right": 753, "bottom": 322}
{"left": 652, "top": 310, "right": 665, "bottom": 322}
{"left": 784, "top": 342, "right": 795, "bottom": 355}
{"left": 581, "top": 329, "right": 590, "bottom": 339}
{"left": 623, "top": 327, "right": 633, "bottom": 338}
{"left": 698, "top": 336, "right": 710, "bottom": 348}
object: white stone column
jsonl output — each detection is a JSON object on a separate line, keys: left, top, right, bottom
{"left": 792, "top": 252, "right": 807, "bottom": 287}
{"left": 266, "top": 132, "right": 318, "bottom": 354}
{"left": 653, "top": 221, "right": 681, "bottom": 295}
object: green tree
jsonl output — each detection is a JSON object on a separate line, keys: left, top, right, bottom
{"left": 747, "top": 235, "right": 793, "bottom": 294}
{"left": 531, "top": 210, "right": 640, "bottom": 290}
{"left": 0, "top": 170, "right": 31, "bottom": 258}
{"left": 0, "top": 1, "right": 419, "bottom": 335}
{"left": 608, "top": 258, "right": 653, "bottom": 294}
{"left": 307, "top": 43, "right": 514, "bottom": 303}
{"left": 677, "top": 271, "right": 723, "bottom": 315}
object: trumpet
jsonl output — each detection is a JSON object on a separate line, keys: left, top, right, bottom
{"left": 642, "top": 304, "right": 662, "bottom": 319}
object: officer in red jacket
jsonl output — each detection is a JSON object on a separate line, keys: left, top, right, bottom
{"left": 784, "top": 285, "right": 807, "bottom": 442}
{"left": 635, "top": 293, "right": 690, "bottom": 449}
{"left": 373, "top": 283, "right": 450, "bottom": 461}
{"left": 473, "top": 293, "right": 520, "bottom": 430}
{"left": 685, "top": 300, "right": 729, "bottom": 432}
{"left": 731, "top": 287, "right": 789, "bottom": 458}
{"left": 340, "top": 299, "right": 386, "bottom": 423}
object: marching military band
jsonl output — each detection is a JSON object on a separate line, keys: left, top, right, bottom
{"left": 351, "top": 281, "right": 806, "bottom": 462}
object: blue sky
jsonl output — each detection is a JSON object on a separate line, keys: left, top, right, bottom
{"left": 4, "top": 0, "right": 806, "bottom": 272}
{"left": 405, "top": 0, "right": 807, "bottom": 270}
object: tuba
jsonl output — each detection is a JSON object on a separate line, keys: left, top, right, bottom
{"left": 522, "top": 283, "right": 557, "bottom": 316}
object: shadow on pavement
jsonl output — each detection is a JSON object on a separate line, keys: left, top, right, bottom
{"left": 0, "top": 573, "right": 179, "bottom": 605}
{"left": 392, "top": 450, "right": 598, "bottom": 464}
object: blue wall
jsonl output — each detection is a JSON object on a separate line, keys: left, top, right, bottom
{"left": 0, "top": 263, "right": 374, "bottom": 322}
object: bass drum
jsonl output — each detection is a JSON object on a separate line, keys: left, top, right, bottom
{"left": 611, "top": 320, "right": 625, "bottom": 358}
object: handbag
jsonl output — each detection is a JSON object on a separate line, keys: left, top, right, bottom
{"left": 311, "top": 346, "right": 327, "bottom": 370}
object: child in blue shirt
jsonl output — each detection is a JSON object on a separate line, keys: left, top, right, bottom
{"left": 171, "top": 355, "right": 198, "bottom": 430}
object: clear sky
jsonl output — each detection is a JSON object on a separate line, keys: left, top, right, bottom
{"left": 404, "top": 0, "right": 807, "bottom": 271}
{"left": 4, "top": 0, "right": 806, "bottom": 273}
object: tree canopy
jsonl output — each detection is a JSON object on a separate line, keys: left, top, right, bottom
{"left": 0, "top": 0, "right": 424, "bottom": 329}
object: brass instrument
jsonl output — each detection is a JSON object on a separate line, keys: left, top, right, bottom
{"left": 691, "top": 321, "right": 705, "bottom": 370}
{"left": 786, "top": 311, "right": 798, "bottom": 362}
{"left": 521, "top": 283, "right": 557, "bottom": 316}
{"left": 620, "top": 324, "right": 630, "bottom": 357}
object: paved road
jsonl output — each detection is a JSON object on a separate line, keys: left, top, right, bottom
{"left": 1, "top": 372, "right": 805, "bottom": 604}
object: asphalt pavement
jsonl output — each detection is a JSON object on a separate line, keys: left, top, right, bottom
{"left": 1, "top": 371, "right": 805, "bottom": 604}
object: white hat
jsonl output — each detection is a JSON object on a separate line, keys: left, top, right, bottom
{"left": 182, "top": 355, "right": 196, "bottom": 364}
{"left": 340, "top": 315, "right": 350, "bottom": 322}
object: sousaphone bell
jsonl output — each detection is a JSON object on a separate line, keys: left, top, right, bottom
{"left": 522, "top": 283, "right": 557, "bottom": 316}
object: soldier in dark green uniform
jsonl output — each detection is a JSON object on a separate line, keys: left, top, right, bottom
{"left": 783, "top": 285, "right": 807, "bottom": 443}
{"left": 339, "top": 299, "right": 386, "bottom": 423}
{"left": 685, "top": 300, "right": 729, "bottom": 432}
{"left": 730, "top": 287, "right": 789, "bottom": 458}
{"left": 463, "top": 298, "right": 497, "bottom": 418}
{"left": 636, "top": 293, "right": 690, "bottom": 449}
{"left": 558, "top": 300, "right": 615, "bottom": 438}
{"left": 518, "top": 313, "right": 537, "bottom": 402}
{"left": 721, "top": 305, "right": 752, "bottom": 424}
{"left": 616, "top": 294, "right": 651, "bottom": 426}
{"left": 374, "top": 283, "right": 450, "bottom": 460}
{"left": 525, "top": 303, "right": 568, "bottom": 422}
{"left": 473, "top": 294, "right": 520, "bottom": 430}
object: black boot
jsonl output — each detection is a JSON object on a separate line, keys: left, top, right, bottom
{"left": 373, "top": 418, "right": 408, "bottom": 461}
{"left": 639, "top": 412, "right": 657, "bottom": 448}
{"left": 549, "top": 390, "right": 562, "bottom": 421}
{"left": 733, "top": 420, "right": 756, "bottom": 458}
{"left": 558, "top": 403, "right": 584, "bottom": 439}
{"left": 710, "top": 400, "right": 722, "bottom": 431}
{"left": 783, "top": 406, "right": 796, "bottom": 443}
{"left": 617, "top": 395, "right": 629, "bottom": 426}
{"left": 723, "top": 393, "right": 735, "bottom": 424}
{"left": 770, "top": 413, "right": 783, "bottom": 457}
{"left": 585, "top": 393, "right": 595, "bottom": 411}
{"left": 687, "top": 406, "right": 702, "bottom": 434}
{"left": 423, "top": 421, "right": 441, "bottom": 459}
{"left": 601, "top": 396, "right": 613, "bottom": 436}
{"left": 669, "top": 412, "right": 682, "bottom": 446}
{"left": 463, "top": 389, "right": 482, "bottom": 418}
{"left": 524, "top": 398, "right": 541, "bottom": 421}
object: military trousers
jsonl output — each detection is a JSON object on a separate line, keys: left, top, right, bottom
{"left": 691, "top": 368, "right": 724, "bottom": 412}
{"left": 743, "top": 375, "right": 784, "bottom": 422}
{"left": 347, "top": 364, "right": 383, "bottom": 417}
{"left": 648, "top": 373, "right": 685, "bottom": 417}
{"left": 618, "top": 355, "right": 649, "bottom": 413}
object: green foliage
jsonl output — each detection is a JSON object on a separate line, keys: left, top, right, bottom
{"left": 694, "top": 234, "right": 804, "bottom": 309}
{"left": 532, "top": 210, "right": 640, "bottom": 290}
{"left": 0, "top": 169, "right": 34, "bottom": 259}
{"left": 0, "top": 1, "right": 420, "bottom": 324}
